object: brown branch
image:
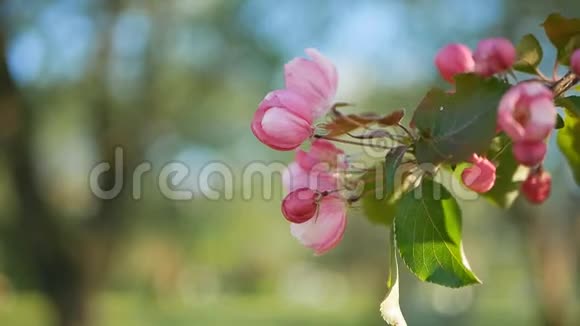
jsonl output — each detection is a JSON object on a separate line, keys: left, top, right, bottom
{"left": 550, "top": 71, "right": 579, "bottom": 97}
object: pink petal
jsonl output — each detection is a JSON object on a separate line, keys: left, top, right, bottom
{"left": 461, "top": 157, "right": 496, "bottom": 193}
{"left": 434, "top": 43, "right": 475, "bottom": 83}
{"left": 296, "top": 139, "right": 344, "bottom": 171}
{"left": 290, "top": 196, "right": 347, "bottom": 255}
{"left": 305, "top": 48, "right": 338, "bottom": 97}
{"left": 284, "top": 49, "right": 337, "bottom": 118}
{"left": 251, "top": 90, "right": 313, "bottom": 151}
{"left": 262, "top": 107, "right": 311, "bottom": 144}
{"left": 282, "top": 162, "right": 338, "bottom": 194}
{"left": 524, "top": 98, "right": 556, "bottom": 141}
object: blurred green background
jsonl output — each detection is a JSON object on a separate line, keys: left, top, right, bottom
{"left": 0, "top": 0, "right": 578, "bottom": 325}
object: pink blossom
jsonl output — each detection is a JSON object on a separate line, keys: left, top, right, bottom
{"left": 282, "top": 140, "right": 347, "bottom": 254}
{"left": 282, "top": 188, "right": 319, "bottom": 224}
{"left": 285, "top": 48, "right": 338, "bottom": 118}
{"left": 521, "top": 169, "right": 551, "bottom": 204}
{"left": 497, "top": 82, "right": 556, "bottom": 143}
{"left": 290, "top": 195, "right": 347, "bottom": 255}
{"left": 434, "top": 43, "right": 475, "bottom": 83}
{"left": 473, "top": 37, "right": 516, "bottom": 76}
{"left": 461, "top": 154, "right": 496, "bottom": 193}
{"left": 512, "top": 141, "right": 547, "bottom": 167}
{"left": 571, "top": 49, "right": 580, "bottom": 76}
{"left": 251, "top": 89, "right": 314, "bottom": 150}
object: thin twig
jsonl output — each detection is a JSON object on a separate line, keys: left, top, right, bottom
{"left": 552, "top": 59, "right": 559, "bottom": 81}
{"left": 397, "top": 123, "right": 415, "bottom": 140}
{"left": 533, "top": 67, "right": 550, "bottom": 82}
{"left": 314, "top": 134, "right": 394, "bottom": 150}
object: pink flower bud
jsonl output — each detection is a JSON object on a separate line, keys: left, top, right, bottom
{"left": 521, "top": 170, "right": 551, "bottom": 204}
{"left": 434, "top": 43, "right": 475, "bottom": 83}
{"left": 282, "top": 188, "right": 319, "bottom": 224}
{"left": 473, "top": 37, "right": 516, "bottom": 76}
{"left": 290, "top": 196, "right": 347, "bottom": 255}
{"left": 497, "top": 82, "right": 556, "bottom": 143}
{"left": 251, "top": 89, "right": 314, "bottom": 151}
{"left": 512, "top": 141, "right": 547, "bottom": 167}
{"left": 461, "top": 154, "right": 496, "bottom": 193}
{"left": 285, "top": 48, "right": 338, "bottom": 118}
{"left": 571, "top": 49, "right": 580, "bottom": 76}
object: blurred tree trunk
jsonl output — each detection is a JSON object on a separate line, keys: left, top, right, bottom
{"left": 0, "top": 0, "right": 128, "bottom": 325}
{"left": 0, "top": 32, "right": 90, "bottom": 326}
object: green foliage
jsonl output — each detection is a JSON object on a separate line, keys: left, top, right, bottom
{"left": 361, "top": 146, "right": 409, "bottom": 226}
{"left": 542, "top": 13, "right": 580, "bottom": 64}
{"left": 362, "top": 192, "right": 398, "bottom": 226}
{"left": 361, "top": 162, "right": 398, "bottom": 226}
{"left": 513, "top": 34, "right": 543, "bottom": 74}
{"left": 413, "top": 74, "right": 510, "bottom": 165}
{"left": 557, "top": 109, "right": 580, "bottom": 185}
{"left": 555, "top": 96, "right": 580, "bottom": 116}
{"left": 482, "top": 135, "right": 522, "bottom": 208}
{"left": 394, "top": 179, "right": 481, "bottom": 288}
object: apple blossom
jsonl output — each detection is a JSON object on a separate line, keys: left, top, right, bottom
{"left": 521, "top": 169, "right": 551, "bottom": 204}
{"left": 434, "top": 43, "right": 475, "bottom": 83}
{"left": 251, "top": 89, "right": 314, "bottom": 151}
{"left": 282, "top": 139, "right": 347, "bottom": 254}
{"left": 473, "top": 37, "right": 516, "bottom": 76}
{"left": 497, "top": 82, "right": 556, "bottom": 143}
{"left": 282, "top": 188, "right": 319, "bottom": 224}
{"left": 512, "top": 141, "right": 547, "bottom": 167}
{"left": 461, "top": 154, "right": 496, "bottom": 193}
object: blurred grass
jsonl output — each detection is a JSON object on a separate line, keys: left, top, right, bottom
{"left": 0, "top": 293, "right": 381, "bottom": 326}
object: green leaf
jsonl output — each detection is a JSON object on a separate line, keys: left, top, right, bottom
{"left": 413, "top": 74, "right": 510, "bottom": 165}
{"left": 361, "top": 146, "right": 410, "bottom": 226}
{"left": 557, "top": 110, "right": 580, "bottom": 185}
{"left": 380, "top": 230, "right": 407, "bottom": 326}
{"left": 555, "top": 96, "right": 580, "bottom": 117}
{"left": 513, "top": 34, "right": 543, "bottom": 74}
{"left": 362, "top": 192, "right": 398, "bottom": 226}
{"left": 556, "top": 114, "right": 565, "bottom": 129}
{"left": 384, "top": 146, "right": 409, "bottom": 198}
{"left": 361, "top": 165, "right": 396, "bottom": 226}
{"left": 482, "top": 135, "right": 522, "bottom": 208}
{"left": 542, "top": 13, "right": 580, "bottom": 65}
{"left": 394, "top": 179, "right": 481, "bottom": 287}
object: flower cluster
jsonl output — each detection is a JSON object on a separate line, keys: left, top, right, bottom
{"left": 253, "top": 39, "right": 575, "bottom": 255}
{"left": 435, "top": 38, "right": 517, "bottom": 195}
{"left": 435, "top": 37, "right": 563, "bottom": 204}
{"left": 252, "top": 50, "right": 349, "bottom": 254}
{"left": 435, "top": 37, "right": 516, "bottom": 84}
{"left": 282, "top": 140, "right": 348, "bottom": 255}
